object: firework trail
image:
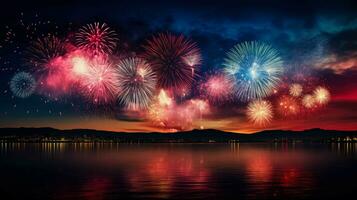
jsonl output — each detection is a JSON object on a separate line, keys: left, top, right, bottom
{"left": 116, "top": 57, "right": 157, "bottom": 110}
{"left": 289, "top": 83, "right": 303, "bottom": 97}
{"left": 25, "top": 35, "right": 66, "bottom": 69}
{"left": 247, "top": 100, "right": 273, "bottom": 126}
{"left": 224, "top": 41, "right": 283, "bottom": 101}
{"left": 10, "top": 72, "right": 36, "bottom": 98}
{"left": 143, "top": 33, "right": 201, "bottom": 90}
{"left": 313, "top": 86, "right": 330, "bottom": 105}
{"left": 75, "top": 22, "right": 118, "bottom": 55}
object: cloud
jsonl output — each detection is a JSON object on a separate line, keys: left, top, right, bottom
{"left": 314, "top": 53, "right": 357, "bottom": 74}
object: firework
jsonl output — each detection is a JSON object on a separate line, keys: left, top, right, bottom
{"left": 26, "top": 35, "right": 66, "bottom": 68}
{"left": 10, "top": 72, "right": 36, "bottom": 98}
{"left": 200, "top": 73, "right": 233, "bottom": 103}
{"left": 277, "top": 95, "right": 300, "bottom": 116}
{"left": 75, "top": 22, "right": 118, "bottom": 55}
{"left": 289, "top": 83, "right": 303, "bottom": 97}
{"left": 71, "top": 56, "right": 90, "bottom": 76}
{"left": 116, "top": 57, "right": 157, "bottom": 110}
{"left": 148, "top": 91, "right": 209, "bottom": 131}
{"left": 224, "top": 41, "right": 283, "bottom": 101}
{"left": 80, "top": 59, "right": 118, "bottom": 104}
{"left": 247, "top": 100, "right": 273, "bottom": 126}
{"left": 148, "top": 90, "right": 174, "bottom": 128}
{"left": 302, "top": 94, "right": 315, "bottom": 108}
{"left": 313, "top": 86, "right": 330, "bottom": 105}
{"left": 143, "top": 33, "right": 201, "bottom": 90}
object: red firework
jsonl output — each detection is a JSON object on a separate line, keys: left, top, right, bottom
{"left": 26, "top": 35, "right": 66, "bottom": 69}
{"left": 75, "top": 22, "right": 118, "bottom": 55}
{"left": 80, "top": 59, "right": 118, "bottom": 104}
{"left": 200, "top": 73, "right": 233, "bottom": 103}
{"left": 143, "top": 33, "right": 201, "bottom": 90}
{"left": 276, "top": 95, "right": 300, "bottom": 117}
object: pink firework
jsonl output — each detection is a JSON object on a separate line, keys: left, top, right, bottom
{"left": 75, "top": 22, "right": 118, "bottom": 55}
{"left": 148, "top": 91, "right": 210, "bottom": 131}
{"left": 36, "top": 56, "right": 76, "bottom": 96}
{"left": 80, "top": 59, "right": 118, "bottom": 104}
{"left": 201, "top": 73, "right": 233, "bottom": 103}
{"left": 143, "top": 33, "right": 201, "bottom": 90}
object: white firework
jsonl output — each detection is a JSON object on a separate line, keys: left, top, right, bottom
{"left": 289, "top": 83, "right": 303, "bottom": 97}
{"left": 116, "top": 57, "right": 157, "bottom": 110}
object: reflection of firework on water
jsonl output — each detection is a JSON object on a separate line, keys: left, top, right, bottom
{"left": 313, "top": 86, "right": 330, "bottom": 105}
{"left": 224, "top": 41, "right": 283, "bottom": 101}
{"left": 80, "top": 60, "right": 118, "bottom": 104}
{"left": 247, "top": 100, "right": 273, "bottom": 126}
{"left": 200, "top": 73, "right": 233, "bottom": 103}
{"left": 116, "top": 57, "right": 157, "bottom": 110}
{"left": 143, "top": 33, "right": 201, "bottom": 90}
{"left": 10, "top": 72, "right": 37, "bottom": 98}
{"left": 75, "top": 22, "right": 118, "bottom": 55}
{"left": 277, "top": 95, "right": 300, "bottom": 116}
{"left": 302, "top": 94, "right": 315, "bottom": 108}
{"left": 289, "top": 83, "right": 303, "bottom": 97}
{"left": 26, "top": 35, "right": 66, "bottom": 68}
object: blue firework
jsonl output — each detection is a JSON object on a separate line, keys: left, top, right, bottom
{"left": 10, "top": 72, "right": 37, "bottom": 98}
{"left": 223, "top": 41, "right": 283, "bottom": 101}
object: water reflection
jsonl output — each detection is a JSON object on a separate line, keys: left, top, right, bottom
{"left": 0, "top": 142, "right": 357, "bottom": 199}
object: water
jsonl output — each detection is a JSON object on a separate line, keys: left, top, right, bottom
{"left": 0, "top": 143, "right": 357, "bottom": 199}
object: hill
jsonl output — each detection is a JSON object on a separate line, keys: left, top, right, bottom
{"left": 0, "top": 127, "right": 356, "bottom": 143}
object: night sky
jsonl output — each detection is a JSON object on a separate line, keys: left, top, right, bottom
{"left": 0, "top": 0, "right": 356, "bottom": 133}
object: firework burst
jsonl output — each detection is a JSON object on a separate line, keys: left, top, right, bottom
{"left": 80, "top": 59, "right": 118, "bottom": 104}
{"left": 10, "top": 72, "right": 36, "bottom": 98}
{"left": 313, "top": 86, "right": 330, "bottom": 105}
{"left": 26, "top": 35, "right": 66, "bottom": 68}
{"left": 289, "top": 83, "right": 303, "bottom": 97}
{"left": 200, "top": 73, "right": 233, "bottom": 103}
{"left": 224, "top": 41, "right": 283, "bottom": 101}
{"left": 277, "top": 95, "right": 300, "bottom": 116}
{"left": 75, "top": 22, "right": 118, "bottom": 55}
{"left": 247, "top": 100, "right": 273, "bottom": 126}
{"left": 302, "top": 94, "right": 315, "bottom": 108}
{"left": 116, "top": 57, "right": 157, "bottom": 110}
{"left": 143, "top": 33, "right": 201, "bottom": 90}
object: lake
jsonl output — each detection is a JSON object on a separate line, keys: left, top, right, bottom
{"left": 0, "top": 143, "right": 356, "bottom": 199}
